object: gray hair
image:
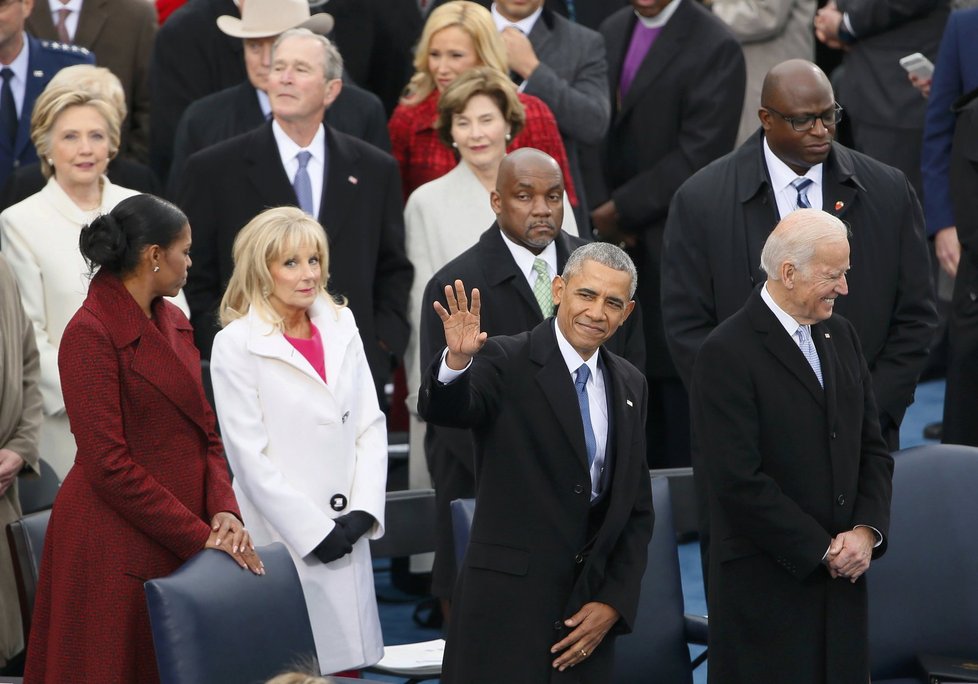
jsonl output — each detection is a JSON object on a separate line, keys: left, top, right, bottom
{"left": 273, "top": 28, "right": 344, "bottom": 82}
{"left": 561, "top": 243, "right": 638, "bottom": 298}
{"left": 760, "top": 208, "right": 849, "bottom": 280}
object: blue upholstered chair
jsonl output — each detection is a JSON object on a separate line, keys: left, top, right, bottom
{"left": 869, "top": 444, "right": 978, "bottom": 684}
{"left": 144, "top": 542, "right": 320, "bottom": 684}
{"left": 5, "top": 508, "right": 51, "bottom": 644}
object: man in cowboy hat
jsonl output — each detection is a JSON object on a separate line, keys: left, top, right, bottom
{"left": 167, "top": 0, "right": 388, "bottom": 193}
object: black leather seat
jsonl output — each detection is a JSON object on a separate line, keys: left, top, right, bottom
{"left": 5, "top": 508, "right": 51, "bottom": 643}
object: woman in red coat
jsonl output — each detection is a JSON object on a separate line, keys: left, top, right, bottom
{"left": 24, "top": 194, "right": 263, "bottom": 683}
{"left": 388, "top": 0, "right": 577, "bottom": 205}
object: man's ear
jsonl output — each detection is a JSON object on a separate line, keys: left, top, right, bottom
{"left": 620, "top": 299, "right": 636, "bottom": 325}
{"left": 759, "top": 108, "right": 773, "bottom": 132}
{"left": 551, "top": 275, "right": 564, "bottom": 306}
{"left": 490, "top": 189, "right": 501, "bottom": 216}
{"left": 323, "top": 78, "right": 343, "bottom": 108}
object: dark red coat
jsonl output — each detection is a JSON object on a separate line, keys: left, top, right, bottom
{"left": 24, "top": 271, "right": 240, "bottom": 683}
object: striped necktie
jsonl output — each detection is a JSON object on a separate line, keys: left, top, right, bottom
{"left": 795, "top": 326, "right": 823, "bottom": 387}
{"left": 293, "top": 150, "right": 314, "bottom": 216}
{"left": 791, "top": 177, "right": 814, "bottom": 209}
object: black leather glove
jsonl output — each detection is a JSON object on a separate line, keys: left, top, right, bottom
{"left": 313, "top": 522, "right": 353, "bottom": 564}
{"left": 334, "top": 510, "right": 374, "bottom": 546}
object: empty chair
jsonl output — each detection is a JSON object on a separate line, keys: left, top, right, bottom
{"left": 869, "top": 444, "right": 978, "bottom": 684}
{"left": 16, "top": 458, "right": 60, "bottom": 515}
{"left": 144, "top": 542, "right": 317, "bottom": 684}
{"left": 5, "top": 508, "right": 51, "bottom": 643}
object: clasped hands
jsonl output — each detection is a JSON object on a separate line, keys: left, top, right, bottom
{"left": 814, "top": 1, "right": 848, "bottom": 50}
{"left": 824, "top": 526, "right": 875, "bottom": 583}
{"left": 314, "top": 510, "right": 375, "bottom": 564}
{"left": 0, "top": 448, "right": 25, "bottom": 498}
{"left": 434, "top": 280, "right": 488, "bottom": 370}
{"left": 206, "top": 511, "right": 264, "bottom": 575}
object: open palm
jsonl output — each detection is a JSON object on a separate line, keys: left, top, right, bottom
{"left": 434, "top": 279, "right": 488, "bottom": 365}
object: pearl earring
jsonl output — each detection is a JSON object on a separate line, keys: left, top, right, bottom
{"left": 47, "top": 158, "right": 53, "bottom": 165}
{"left": 153, "top": 265, "right": 160, "bottom": 273}
{"left": 505, "top": 133, "right": 511, "bottom": 142}
{"left": 452, "top": 141, "right": 458, "bottom": 148}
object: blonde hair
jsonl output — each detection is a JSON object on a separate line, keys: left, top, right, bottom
{"left": 220, "top": 207, "right": 344, "bottom": 329}
{"left": 31, "top": 87, "right": 121, "bottom": 179}
{"left": 402, "top": 1, "right": 508, "bottom": 105}
{"left": 47, "top": 65, "right": 128, "bottom": 121}
{"left": 436, "top": 66, "right": 525, "bottom": 148}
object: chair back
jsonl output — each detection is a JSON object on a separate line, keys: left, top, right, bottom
{"left": 145, "top": 542, "right": 317, "bottom": 684}
{"left": 4, "top": 508, "right": 51, "bottom": 641}
{"left": 17, "top": 458, "right": 60, "bottom": 514}
{"left": 369, "top": 489, "right": 437, "bottom": 559}
{"left": 613, "top": 476, "right": 693, "bottom": 684}
{"left": 449, "top": 497, "right": 476, "bottom": 567}
{"left": 868, "top": 444, "right": 978, "bottom": 681}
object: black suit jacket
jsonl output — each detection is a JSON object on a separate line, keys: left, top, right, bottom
{"left": 585, "top": 2, "right": 745, "bottom": 377}
{"left": 176, "top": 122, "right": 412, "bottom": 391}
{"left": 419, "top": 319, "right": 653, "bottom": 683}
{"left": 149, "top": 0, "right": 244, "bottom": 182}
{"left": 691, "top": 289, "right": 892, "bottom": 684}
{"left": 167, "top": 79, "right": 391, "bottom": 196}
{"left": 662, "top": 133, "right": 937, "bottom": 433}
{"left": 425, "top": 0, "right": 629, "bottom": 31}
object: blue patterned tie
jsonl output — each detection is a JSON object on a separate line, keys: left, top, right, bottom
{"left": 293, "top": 150, "right": 314, "bottom": 216}
{"left": 795, "top": 326, "right": 823, "bottom": 387}
{"left": 790, "top": 177, "right": 814, "bottom": 209}
{"left": 575, "top": 364, "right": 597, "bottom": 467}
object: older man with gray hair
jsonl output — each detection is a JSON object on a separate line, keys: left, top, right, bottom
{"left": 177, "top": 27, "right": 412, "bottom": 401}
{"left": 691, "top": 208, "right": 893, "bottom": 684}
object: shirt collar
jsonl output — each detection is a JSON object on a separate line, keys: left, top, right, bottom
{"left": 499, "top": 229, "right": 558, "bottom": 283}
{"left": 49, "top": 0, "right": 83, "bottom": 15}
{"left": 271, "top": 119, "right": 326, "bottom": 166}
{"left": 634, "top": 0, "right": 682, "bottom": 29}
{"left": 761, "top": 281, "right": 805, "bottom": 338}
{"left": 491, "top": 3, "right": 543, "bottom": 34}
{"left": 762, "top": 134, "right": 823, "bottom": 191}
{"left": 554, "top": 317, "right": 601, "bottom": 380}
{"left": 256, "top": 87, "right": 271, "bottom": 119}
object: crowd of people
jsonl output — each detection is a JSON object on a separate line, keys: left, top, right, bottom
{"left": 0, "top": 0, "right": 972, "bottom": 681}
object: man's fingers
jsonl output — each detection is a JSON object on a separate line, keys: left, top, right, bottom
{"left": 443, "top": 284, "right": 458, "bottom": 315}
{"left": 433, "top": 301, "right": 450, "bottom": 322}
{"left": 454, "top": 279, "right": 469, "bottom": 312}
{"left": 470, "top": 287, "right": 481, "bottom": 317}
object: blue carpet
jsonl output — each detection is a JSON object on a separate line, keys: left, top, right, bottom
{"left": 373, "top": 380, "right": 946, "bottom": 684}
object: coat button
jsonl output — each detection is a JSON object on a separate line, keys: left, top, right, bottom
{"left": 837, "top": 494, "right": 846, "bottom": 506}
{"left": 831, "top": 431, "right": 837, "bottom": 439}
{"left": 574, "top": 553, "right": 584, "bottom": 564}
{"left": 573, "top": 484, "right": 585, "bottom": 495}
{"left": 554, "top": 620, "right": 563, "bottom": 630}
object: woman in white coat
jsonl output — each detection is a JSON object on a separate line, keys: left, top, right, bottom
{"left": 210, "top": 207, "right": 387, "bottom": 677}
{"left": 0, "top": 69, "right": 188, "bottom": 480}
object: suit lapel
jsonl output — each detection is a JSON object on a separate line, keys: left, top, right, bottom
{"left": 740, "top": 135, "right": 781, "bottom": 285}
{"left": 812, "top": 321, "right": 838, "bottom": 430}
{"left": 246, "top": 309, "right": 330, "bottom": 388}
{"left": 821, "top": 144, "right": 860, "bottom": 222}
{"left": 482, "top": 226, "right": 546, "bottom": 319}
{"left": 617, "top": 3, "right": 688, "bottom": 120}
{"left": 747, "top": 291, "right": 825, "bottom": 407}
{"left": 28, "top": 3, "right": 57, "bottom": 37}
{"left": 74, "top": 0, "right": 108, "bottom": 46}
{"left": 599, "top": 351, "right": 640, "bottom": 499}
{"left": 527, "top": 11, "right": 553, "bottom": 57}
{"left": 320, "top": 127, "right": 358, "bottom": 246}
{"left": 531, "top": 322, "right": 589, "bottom": 469}
{"left": 245, "top": 124, "right": 297, "bottom": 214}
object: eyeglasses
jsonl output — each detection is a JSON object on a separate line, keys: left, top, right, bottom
{"left": 762, "top": 103, "right": 844, "bottom": 132}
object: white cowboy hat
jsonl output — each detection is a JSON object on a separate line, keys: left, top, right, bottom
{"left": 216, "top": 0, "right": 334, "bottom": 39}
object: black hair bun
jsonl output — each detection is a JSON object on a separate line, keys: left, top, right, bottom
{"left": 79, "top": 212, "right": 127, "bottom": 272}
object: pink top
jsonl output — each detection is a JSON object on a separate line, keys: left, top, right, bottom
{"left": 284, "top": 321, "right": 327, "bottom": 383}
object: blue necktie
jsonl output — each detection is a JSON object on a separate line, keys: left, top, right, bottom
{"left": 0, "top": 68, "right": 17, "bottom": 148}
{"left": 791, "top": 177, "right": 813, "bottom": 209}
{"left": 575, "top": 364, "right": 597, "bottom": 467}
{"left": 795, "top": 326, "right": 823, "bottom": 388}
{"left": 565, "top": 0, "right": 576, "bottom": 22}
{"left": 293, "top": 150, "right": 314, "bottom": 216}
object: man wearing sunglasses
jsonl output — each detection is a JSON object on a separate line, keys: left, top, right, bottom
{"left": 661, "top": 58, "right": 936, "bottom": 584}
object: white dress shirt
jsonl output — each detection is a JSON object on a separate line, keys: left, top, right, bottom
{"left": 500, "top": 231, "right": 559, "bottom": 294}
{"left": 273, "top": 120, "right": 326, "bottom": 219}
{"left": 763, "top": 136, "right": 824, "bottom": 219}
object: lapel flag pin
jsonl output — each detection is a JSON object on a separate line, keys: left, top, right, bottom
{"left": 834, "top": 201, "right": 844, "bottom": 211}
{"left": 33, "top": 70, "right": 44, "bottom": 77}
{"left": 626, "top": 399, "right": 633, "bottom": 407}
{"left": 348, "top": 176, "right": 358, "bottom": 185}
{"left": 824, "top": 333, "right": 831, "bottom": 338}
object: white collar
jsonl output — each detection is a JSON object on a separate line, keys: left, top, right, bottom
{"left": 491, "top": 3, "right": 544, "bottom": 34}
{"left": 763, "top": 134, "right": 823, "bottom": 192}
{"left": 48, "top": 0, "right": 83, "bottom": 16}
{"left": 554, "top": 317, "right": 600, "bottom": 380}
{"left": 634, "top": 0, "right": 682, "bottom": 29}
{"left": 271, "top": 119, "right": 325, "bottom": 166}
{"left": 499, "top": 229, "right": 558, "bottom": 282}
{"left": 761, "top": 281, "right": 806, "bottom": 338}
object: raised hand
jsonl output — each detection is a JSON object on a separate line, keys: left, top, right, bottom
{"left": 433, "top": 279, "right": 488, "bottom": 369}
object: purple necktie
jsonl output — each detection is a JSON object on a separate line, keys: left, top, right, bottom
{"left": 619, "top": 22, "right": 661, "bottom": 100}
